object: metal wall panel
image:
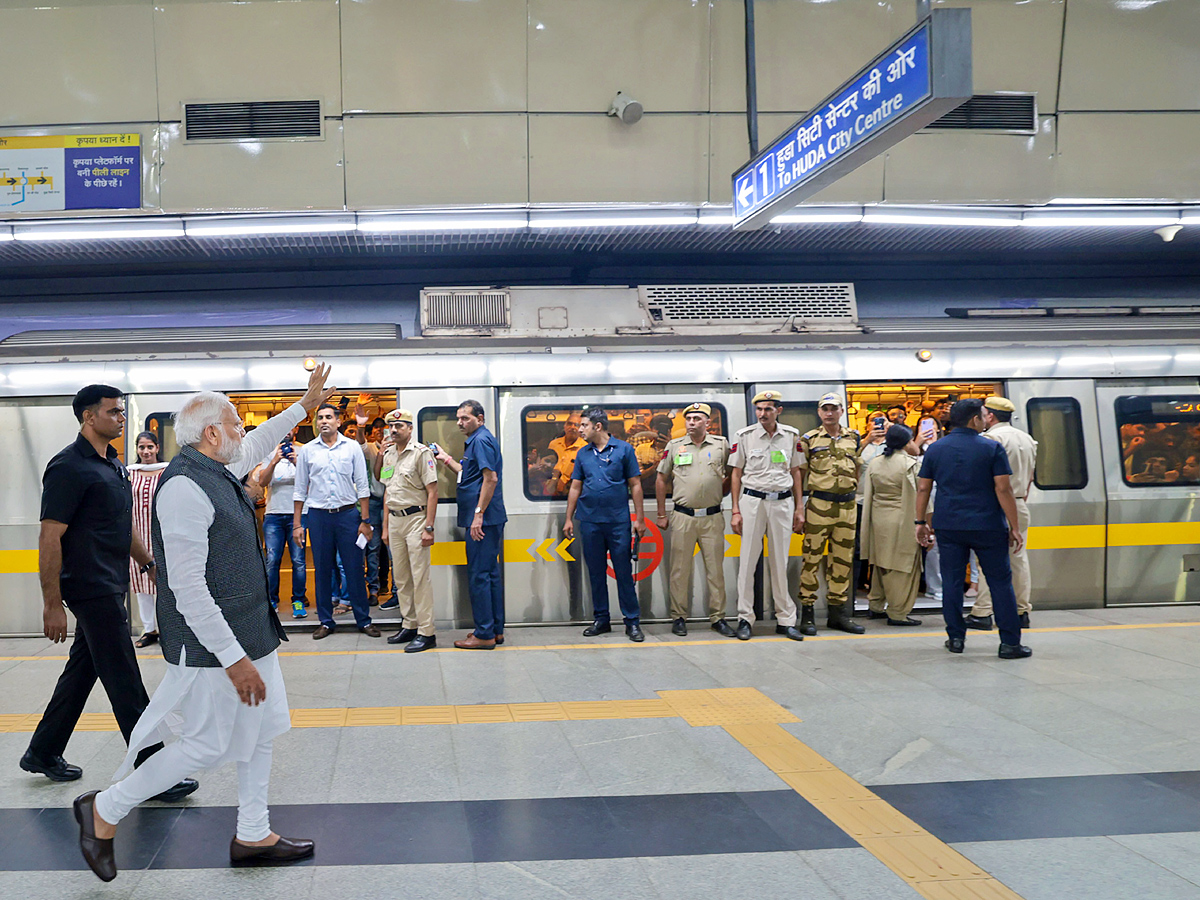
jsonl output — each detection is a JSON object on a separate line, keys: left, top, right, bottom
{"left": 0, "top": 1, "right": 158, "bottom": 128}
{"left": 345, "top": 116, "right": 528, "bottom": 209}
{"left": 341, "top": 0, "right": 527, "bottom": 113}
{"left": 1061, "top": 0, "right": 1200, "bottom": 111}
{"left": 1056, "top": 113, "right": 1200, "bottom": 202}
{"left": 952, "top": 0, "right": 1065, "bottom": 114}
{"left": 154, "top": 0, "right": 342, "bottom": 120}
{"left": 530, "top": 114, "right": 709, "bottom": 203}
{"left": 528, "top": 0, "right": 710, "bottom": 113}
{"left": 158, "top": 121, "right": 346, "bottom": 212}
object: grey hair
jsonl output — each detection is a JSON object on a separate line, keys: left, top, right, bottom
{"left": 174, "top": 391, "right": 236, "bottom": 446}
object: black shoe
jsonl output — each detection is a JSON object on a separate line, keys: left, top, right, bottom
{"left": 21, "top": 748, "right": 82, "bottom": 782}
{"left": 945, "top": 637, "right": 965, "bottom": 654}
{"left": 887, "top": 617, "right": 922, "bottom": 626}
{"left": 378, "top": 597, "right": 399, "bottom": 610}
{"left": 230, "top": 835, "right": 315, "bottom": 865}
{"left": 965, "top": 614, "right": 994, "bottom": 631}
{"left": 799, "top": 605, "right": 817, "bottom": 636}
{"left": 775, "top": 625, "right": 804, "bottom": 642}
{"left": 867, "top": 610, "right": 888, "bottom": 619}
{"left": 711, "top": 619, "right": 737, "bottom": 638}
{"left": 404, "top": 634, "right": 436, "bottom": 653}
{"left": 735, "top": 619, "right": 752, "bottom": 641}
{"left": 151, "top": 778, "right": 200, "bottom": 803}
{"left": 1019, "top": 612, "right": 1031, "bottom": 628}
{"left": 671, "top": 618, "right": 687, "bottom": 636}
{"left": 388, "top": 627, "right": 419, "bottom": 645}
{"left": 998, "top": 643, "right": 1033, "bottom": 660}
{"left": 583, "top": 620, "right": 612, "bottom": 637}
{"left": 826, "top": 605, "right": 865, "bottom": 635}
{"left": 626, "top": 623, "right": 645, "bottom": 642}
{"left": 74, "top": 790, "right": 117, "bottom": 882}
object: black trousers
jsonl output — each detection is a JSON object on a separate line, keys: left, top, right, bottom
{"left": 28, "top": 592, "right": 161, "bottom": 765}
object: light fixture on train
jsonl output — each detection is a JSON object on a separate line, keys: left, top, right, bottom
{"left": 607, "top": 92, "right": 643, "bottom": 125}
{"left": 916, "top": 349, "right": 933, "bottom": 363}
{"left": 303, "top": 357, "right": 318, "bottom": 371}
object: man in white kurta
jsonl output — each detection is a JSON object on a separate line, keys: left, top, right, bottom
{"left": 73, "top": 365, "right": 335, "bottom": 881}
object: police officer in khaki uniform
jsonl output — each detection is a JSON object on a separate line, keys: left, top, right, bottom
{"left": 730, "top": 390, "right": 806, "bottom": 642}
{"left": 374, "top": 408, "right": 439, "bottom": 652}
{"left": 655, "top": 403, "right": 737, "bottom": 638}
{"left": 798, "top": 392, "right": 866, "bottom": 635}
{"left": 968, "top": 396, "right": 1038, "bottom": 630}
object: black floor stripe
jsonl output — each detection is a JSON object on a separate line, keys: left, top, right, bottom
{"left": 0, "top": 791, "right": 856, "bottom": 871}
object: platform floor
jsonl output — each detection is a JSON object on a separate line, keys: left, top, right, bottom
{"left": 4, "top": 606, "right": 1200, "bottom": 899}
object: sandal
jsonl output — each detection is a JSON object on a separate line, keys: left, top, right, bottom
{"left": 135, "top": 632, "right": 159, "bottom": 648}
{"left": 332, "top": 604, "right": 352, "bottom": 616}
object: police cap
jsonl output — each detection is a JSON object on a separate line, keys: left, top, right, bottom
{"left": 385, "top": 408, "right": 414, "bottom": 424}
{"left": 752, "top": 390, "right": 782, "bottom": 405}
{"left": 818, "top": 392, "right": 844, "bottom": 408}
{"left": 685, "top": 402, "right": 712, "bottom": 417}
{"left": 983, "top": 396, "right": 1015, "bottom": 413}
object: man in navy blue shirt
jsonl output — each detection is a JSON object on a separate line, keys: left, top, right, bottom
{"left": 915, "top": 399, "right": 1031, "bottom": 659}
{"left": 563, "top": 408, "right": 647, "bottom": 642}
{"left": 436, "top": 400, "right": 507, "bottom": 649}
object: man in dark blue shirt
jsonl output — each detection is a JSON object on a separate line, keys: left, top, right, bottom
{"left": 916, "top": 398, "right": 1031, "bottom": 659}
{"left": 563, "top": 408, "right": 647, "bottom": 642}
{"left": 436, "top": 400, "right": 507, "bottom": 649}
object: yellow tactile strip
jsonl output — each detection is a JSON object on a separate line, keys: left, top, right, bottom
{"left": 723, "top": 722, "right": 1025, "bottom": 900}
{"left": 0, "top": 688, "right": 1022, "bottom": 899}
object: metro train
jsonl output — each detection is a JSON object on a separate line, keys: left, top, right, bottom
{"left": 1, "top": 295, "right": 1199, "bottom": 637}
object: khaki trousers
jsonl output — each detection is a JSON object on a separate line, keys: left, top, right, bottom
{"left": 388, "top": 511, "right": 435, "bottom": 635}
{"left": 867, "top": 562, "right": 921, "bottom": 621}
{"left": 667, "top": 510, "right": 727, "bottom": 622}
{"left": 972, "top": 498, "right": 1032, "bottom": 616}
{"left": 736, "top": 495, "right": 797, "bottom": 627}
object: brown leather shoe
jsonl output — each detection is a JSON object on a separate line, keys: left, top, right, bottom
{"left": 73, "top": 790, "right": 117, "bottom": 882}
{"left": 311, "top": 625, "right": 334, "bottom": 640}
{"left": 453, "top": 633, "right": 496, "bottom": 650}
{"left": 230, "top": 835, "right": 315, "bottom": 865}
{"left": 494, "top": 634, "right": 505, "bottom": 645}
{"left": 360, "top": 624, "right": 382, "bottom": 638}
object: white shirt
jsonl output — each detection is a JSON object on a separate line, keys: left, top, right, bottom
{"left": 293, "top": 432, "right": 370, "bottom": 509}
{"left": 259, "top": 444, "right": 308, "bottom": 515}
{"left": 155, "top": 402, "right": 307, "bottom": 669}
{"left": 362, "top": 440, "right": 386, "bottom": 499}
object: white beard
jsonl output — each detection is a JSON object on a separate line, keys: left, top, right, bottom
{"left": 214, "top": 429, "right": 242, "bottom": 464}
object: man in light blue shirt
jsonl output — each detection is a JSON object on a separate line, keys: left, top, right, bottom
{"left": 293, "top": 403, "right": 379, "bottom": 639}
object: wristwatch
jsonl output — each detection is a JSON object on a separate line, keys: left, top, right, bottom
{"left": 140, "top": 560, "right": 156, "bottom": 574}
{"left": 424, "top": 525, "right": 435, "bottom": 534}
{"left": 361, "top": 518, "right": 370, "bottom": 525}
{"left": 914, "top": 520, "right": 927, "bottom": 525}
{"left": 474, "top": 506, "right": 483, "bottom": 515}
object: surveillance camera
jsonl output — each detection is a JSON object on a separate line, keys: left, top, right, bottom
{"left": 1155, "top": 224, "right": 1183, "bottom": 243}
{"left": 607, "top": 92, "right": 643, "bottom": 125}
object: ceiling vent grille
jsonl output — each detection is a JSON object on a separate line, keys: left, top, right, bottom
{"left": 421, "top": 289, "right": 512, "bottom": 330}
{"left": 926, "top": 93, "right": 1037, "bottom": 134}
{"left": 639, "top": 284, "right": 857, "bottom": 325}
{"left": 183, "top": 100, "right": 323, "bottom": 142}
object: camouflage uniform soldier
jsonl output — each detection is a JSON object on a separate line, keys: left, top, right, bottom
{"left": 798, "top": 392, "right": 865, "bottom": 636}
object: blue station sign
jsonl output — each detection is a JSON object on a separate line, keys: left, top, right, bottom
{"left": 733, "top": 9, "right": 972, "bottom": 230}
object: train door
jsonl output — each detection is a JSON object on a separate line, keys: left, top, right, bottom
{"left": 1005, "top": 380, "right": 1106, "bottom": 608}
{"left": 1095, "top": 381, "right": 1200, "bottom": 605}
{"left": 498, "top": 386, "right": 748, "bottom": 625}
{"left": 401, "top": 387, "right": 495, "bottom": 630}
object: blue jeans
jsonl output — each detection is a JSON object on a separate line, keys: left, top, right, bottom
{"left": 308, "top": 507, "right": 371, "bottom": 630}
{"left": 365, "top": 495, "right": 390, "bottom": 594}
{"left": 578, "top": 518, "right": 640, "bottom": 626}
{"left": 464, "top": 524, "right": 504, "bottom": 640}
{"left": 937, "top": 529, "right": 1021, "bottom": 646}
{"left": 263, "top": 513, "right": 306, "bottom": 605}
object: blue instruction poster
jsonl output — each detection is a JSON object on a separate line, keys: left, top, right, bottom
{"left": 0, "top": 134, "right": 141, "bottom": 211}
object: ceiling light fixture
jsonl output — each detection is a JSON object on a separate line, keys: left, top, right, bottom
{"left": 772, "top": 212, "right": 864, "bottom": 224}
{"left": 1022, "top": 214, "right": 1181, "bottom": 228}
{"left": 358, "top": 215, "right": 527, "bottom": 233}
{"left": 185, "top": 216, "right": 356, "bottom": 237}
{"left": 529, "top": 212, "right": 698, "bottom": 228}
{"left": 862, "top": 213, "right": 1020, "bottom": 228}
{"left": 12, "top": 220, "right": 186, "bottom": 241}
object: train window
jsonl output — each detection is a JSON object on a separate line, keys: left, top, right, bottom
{"left": 1115, "top": 396, "right": 1200, "bottom": 486}
{"left": 521, "top": 403, "right": 729, "bottom": 501}
{"left": 418, "top": 408, "right": 466, "bottom": 502}
{"left": 777, "top": 403, "right": 819, "bottom": 437}
{"left": 144, "top": 413, "right": 180, "bottom": 462}
{"left": 1026, "top": 398, "right": 1087, "bottom": 491}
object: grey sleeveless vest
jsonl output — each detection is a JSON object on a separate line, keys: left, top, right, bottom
{"left": 151, "top": 444, "right": 287, "bottom": 667}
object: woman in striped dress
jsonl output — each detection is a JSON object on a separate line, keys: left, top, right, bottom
{"left": 129, "top": 431, "right": 168, "bottom": 648}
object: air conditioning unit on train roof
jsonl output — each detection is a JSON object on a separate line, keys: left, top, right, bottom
{"left": 418, "top": 284, "right": 859, "bottom": 337}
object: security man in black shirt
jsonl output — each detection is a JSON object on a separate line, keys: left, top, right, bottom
{"left": 20, "top": 384, "right": 198, "bottom": 802}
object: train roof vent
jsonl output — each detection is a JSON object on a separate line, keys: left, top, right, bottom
{"left": 925, "top": 93, "right": 1037, "bottom": 134}
{"left": 421, "top": 289, "right": 511, "bottom": 331}
{"left": 638, "top": 283, "right": 857, "bottom": 328}
{"left": 183, "top": 100, "right": 324, "bottom": 142}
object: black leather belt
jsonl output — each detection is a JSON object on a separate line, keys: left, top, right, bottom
{"left": 808, "top": 490, "right": 856, "bottom": 504}
{"left": 314, "top": 503, "right": 358, "bottom": 514}
{"left": 742, "top": 488, "right": 792, "bottom": 501}
{"left": 674, "top": 504, "right": 722, "bottom": 518}
{"left": 394, "top": 505, "right": 425, "bottom": 517}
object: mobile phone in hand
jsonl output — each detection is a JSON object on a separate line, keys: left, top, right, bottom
{"left": 874, "top": 416, "right": 886, "bottom": 429}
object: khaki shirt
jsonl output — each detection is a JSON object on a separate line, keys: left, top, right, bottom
{"left": 983, "top": 422, "right": 1038, "bottom": 499}
{"left": 800, "top": 427, "right": 862, "bottom": 494}
{"left": 730, "top": 423, "right": 803, "bottom": 492}
{"left": 549, "top": 434, "right": 586, "bottom": 485}
{"left": 657, "top": 434, "right": 729, "bottom": 509}
{"left": 381, "top": 440, "right": 438, "bottom": 510}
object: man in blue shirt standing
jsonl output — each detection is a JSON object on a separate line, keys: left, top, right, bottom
{"left": 915, "top": 399, "right": 1031, "bottom": 659}
{"left": 563, "top": 408, "right": 647, "bottom": 642}
{"left": 436, "top": 400, "right": 507, "bottom": 649}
